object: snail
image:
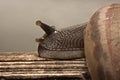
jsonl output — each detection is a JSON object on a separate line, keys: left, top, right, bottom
{"left": 36, "top": 4, "right": 120, "bottom": 80}
{"left": 35, "top": 3, "right": 120, "bottom": 80}
{"left": 85, "top": 4, "right": 120, "bottom": 80}
{"left": 35, "top": 20, "right": 87, "bottom": 59}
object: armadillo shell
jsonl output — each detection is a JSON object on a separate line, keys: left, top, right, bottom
{"left": 84, "top": 4, "right": 120, "bottom": 80}
{"left": 38, "top": 23, "right": 87, "bottom": 59}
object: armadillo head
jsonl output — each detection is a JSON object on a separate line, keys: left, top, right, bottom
{"left": 35, "top": 20, "right": 87, "bottom": 59}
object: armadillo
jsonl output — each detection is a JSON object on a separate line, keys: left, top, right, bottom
{"left": 35, "top": 20, "right": 87, "bottom": 59}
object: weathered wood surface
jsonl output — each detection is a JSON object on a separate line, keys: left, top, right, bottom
{"left": 0, "top": 52, "right": 88, "bottom": 79}
{"left": 85, "top": 4, "right": 120, "bottom": 80}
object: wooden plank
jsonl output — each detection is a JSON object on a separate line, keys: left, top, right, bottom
{"left": 0, "top": 52, "right": 46, "bottom": 61}
{"left": 0, "top": 52, "right": 85, "bottom": 61}
{"left": 0, "top": 52, "right": 88, "bottom": 79}
{"left": 0, "top": 62, "right": 86, "bottom": 69}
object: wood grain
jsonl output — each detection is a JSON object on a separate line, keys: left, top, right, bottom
{"left": 0, "top": 52, "right": 87, "bottom": 79}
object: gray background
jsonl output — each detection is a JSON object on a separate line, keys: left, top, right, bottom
{"left": 0, "top": 0, "right": 120, "bottom": 52}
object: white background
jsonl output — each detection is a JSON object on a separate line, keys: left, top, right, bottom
{"left": 0, "top": 0, "right": 120, "bottom": 52}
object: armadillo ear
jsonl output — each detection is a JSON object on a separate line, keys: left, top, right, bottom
{"left": 36, "top": 20, "right": 56, "bottom": 35}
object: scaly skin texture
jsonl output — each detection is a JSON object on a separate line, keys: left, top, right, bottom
{"left": 36, "top": 21, "right": 87, "bottom": 59}
{"left": 85, "top": 4, "right": 120, "bottom": 80}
